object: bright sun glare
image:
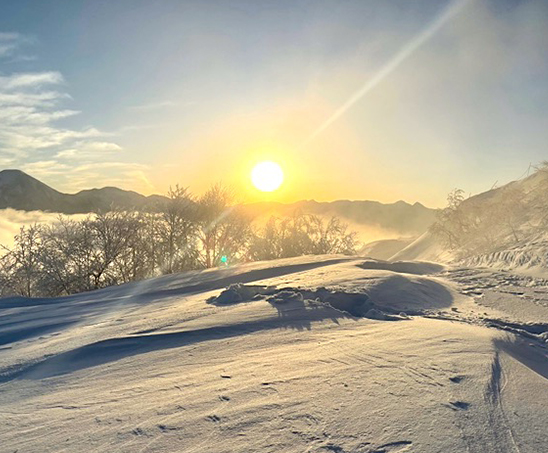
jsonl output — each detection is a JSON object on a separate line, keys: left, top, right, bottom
{"left": 251, "top": 161, "right": 284, "bottom": 192}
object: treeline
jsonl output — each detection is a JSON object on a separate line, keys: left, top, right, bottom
{"left": 0, "top": 184, "right": 358, "bottom": 298}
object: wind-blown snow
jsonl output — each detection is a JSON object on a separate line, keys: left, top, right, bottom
{"left": 1, "top": 255, "right": 547, "bottom": 452}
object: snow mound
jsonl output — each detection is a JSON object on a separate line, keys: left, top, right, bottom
{"left": 266, "top": 289, "right": 304, "bottom": 304}
{"left": 364, "top": 274, "right": 455, "bottom": 313}
{"left": 359, "top": 238, "right": 415, "bottom": 260}
{"left": 390, "top": 230, "right": 449, "bottom": 262}
{"left": 207, "top": 284, "right": 277, "bottom": 305}
{"left": 208, "top": 284, "right": 408, "bottom": 320}
{"left": 358, "top": 259, "right": 444, "bottom": 275}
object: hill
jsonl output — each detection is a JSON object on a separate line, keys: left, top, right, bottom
{"left": 358, "top": 237, "right": 415, "bottom": 260}
{"left": 0, "top": 169, "right": 166, "bottom": 214}
{"left": 394, "top": 166, "right": 548, "bottom": 274}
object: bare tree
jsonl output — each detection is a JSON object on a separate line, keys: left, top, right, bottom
{"left": 0, "top": 185, "right": 360, "bottom": 297}
{"left": 431, "top": 189, "right": 468, "bottom": 250}
{"left": 158, "top": 185, "right": 198, "bottom": 273}
{"left": 196, "top": 184, "right": 251, "bottom": 268}
{"left": 247, "top": 216, "right": 283, "bottom": 261}
{"left": 0, "top": 224, "right": 43, "bottom": 297}
{"left": 248, "top": 213, "right": 358, "bottom": 260}
{"left": 39, "top": 216, "right": 95, "bottom": 295}
{"left": 86, "top": 210, "right": 141, "bottom": 289}
{"left": 307, "top": 215, "right": 359, "bottom": 255}
{"left": 494, "top": 185, "right": 527, "bottom": 244}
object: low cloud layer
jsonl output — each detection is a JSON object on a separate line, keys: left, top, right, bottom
{"left": 0, "top": 208, "right": 86, "bottom": 248}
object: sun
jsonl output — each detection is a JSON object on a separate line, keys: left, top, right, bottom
{"left": 251, "top": 161, "right": 284, "bottom": 192}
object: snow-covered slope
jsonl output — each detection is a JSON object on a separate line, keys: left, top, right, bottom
{"left": 1, "top": 255, "right": 547, "bottom": 452}
{"left": 390, "top": 231, "right": 449, "bottom": 262}
{"left": 394, "top": 168, "right": 548, "bottom": 275}
{"left": 359, "top": 238, "right": 414, "bottom": 260}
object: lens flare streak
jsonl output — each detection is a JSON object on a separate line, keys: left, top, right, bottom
{"left": 302, "top": 0, "right": 471, "bottom": 147}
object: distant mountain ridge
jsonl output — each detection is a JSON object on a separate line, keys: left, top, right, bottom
{"left": 0, "top": 169, "right": 166, "bottom": 214}
{"left": 241, "top": 199, "right": 436, "bottom": 236}
{"left": 0, "top": 169, "right": 437, "bottom": 235}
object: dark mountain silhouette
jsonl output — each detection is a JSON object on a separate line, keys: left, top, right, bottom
{"left": 0, "top": 169, "right": 437, "bottom": 234}
{"left": 0, "top": 169, "right": 166, "bottom": 213}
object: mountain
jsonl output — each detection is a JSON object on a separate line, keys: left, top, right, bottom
{"left": 241, "top": 199, "right": 436, "bottom": 237}
{"left": 0, "top": 170, "right": 437, "bottom": 237}
{"left": 0, "top": 169, "right": 166, "bottom": 214}
{"left": 0, "top": 169, "right": 67, "bottom": 212}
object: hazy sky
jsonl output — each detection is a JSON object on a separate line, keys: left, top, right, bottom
{"left": 0, "top": 0, "right": 547, "bottom": 207}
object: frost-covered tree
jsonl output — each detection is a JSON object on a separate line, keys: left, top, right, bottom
{"left": 431, "top": 189, "right": 468, "bottom": 250}
{"left": 196, "top": 184, "right": 251, "bottom": 268}
{"left": 0, "top": 224, "right": 43, "bottom": 297}
{"left": 39, "top": 216, "right": 95, "bottom": 295}
{"left": 157, "top": 185, "right": 198, "bottom": 273}
{"left": 248, "top": 213, "right": 358, "bottom": 260}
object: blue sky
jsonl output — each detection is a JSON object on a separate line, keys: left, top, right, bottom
{"left": 0, "top": 0, "right": 547, "bottom": 206}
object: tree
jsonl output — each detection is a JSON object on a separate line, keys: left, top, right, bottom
{"left": 492, "top": 185, "right": 527, "bottom": 244}
{"left": 0, "top": 224, "right": 43, "bottom": 297}
{"left": 431, "top": 189, "right": 468, "bottom": 250}
{"left": 0, "top": 184, "right": 361, "bottom": 297}
{"left": 196, "top": 184, "right": 251, "bottom": 267}
{"left": 307, "top": 215, "right": 359, "bottom": 255}
{"left": 86, "top": 210, "right": 142, "bottom": 289}
{"left": 39, "top": 216, "right": 95, "bottom": 295}
{"left": 248, "top": 213, "right": 358, "bottom": 260}
{"left": 158, "top": 185, "right": 198, "bottom": 273}
{"left": 247, "top": 216, "right": 283, "bottom": 261}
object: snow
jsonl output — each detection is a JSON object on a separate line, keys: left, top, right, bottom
{"left": 390, "top": 231, "right": 450, "bottom": 262}
{"left": 359, "top": 238, "right": 414, "bottom": 260}
{"left": 1, "top": 255, "right": 548, "bottom": 452}
{"left": 391, "top": 169, "right": 548, "bottom": 275}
